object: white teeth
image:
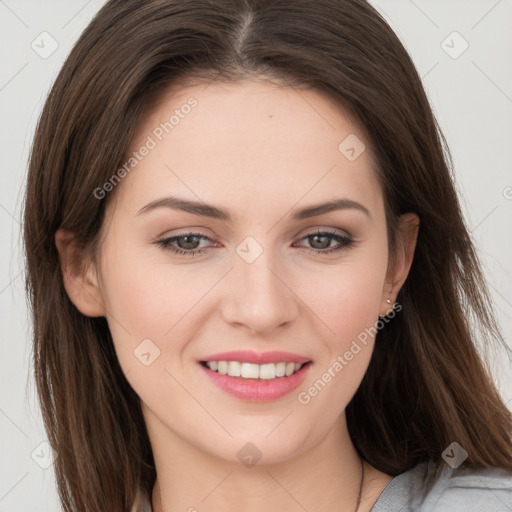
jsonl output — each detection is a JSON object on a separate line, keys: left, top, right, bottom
{"left": 227, "top": 361, "right": 241, "bottom": 377}
{"left": 259, "top": 363, "right": 276, "bottom": 380}
{"left": 241, "top": 362, "right": 259, "bottom": 379}
{"left": 217, "top": 361, "right": 228, "bottom": 375}
{"left": 275, "top": 362, "right": 286, "bottom": 377}
{"left": 205, "top": 360, "right": 306, "bottom": 379}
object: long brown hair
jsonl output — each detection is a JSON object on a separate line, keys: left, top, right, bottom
{"left": 22, "top": 0, "right": 512, "bottom": 510}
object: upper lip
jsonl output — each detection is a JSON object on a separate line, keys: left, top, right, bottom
{"left": 199, "top": 350, "right": 312, "bottom": 365}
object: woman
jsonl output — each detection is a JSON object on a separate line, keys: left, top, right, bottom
{"left": 23, "top": 0, "right": 512, "bottom": 511}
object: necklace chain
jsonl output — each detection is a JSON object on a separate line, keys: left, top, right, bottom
{"left": 355, "top": 456, "right": 365, "bottom": 512}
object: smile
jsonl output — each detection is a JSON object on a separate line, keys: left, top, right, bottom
{"left": 198, "top": 351, "right": 313, "bottom": 402}
{"left": 202, "top": 360, "right": 305, "bottom": 380}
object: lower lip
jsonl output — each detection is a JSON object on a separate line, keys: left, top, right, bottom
{"left": 199, "top": 362, "right": 312, "bottom": 402}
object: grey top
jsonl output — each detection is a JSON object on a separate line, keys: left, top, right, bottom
{"left": 137, "top": 460, "right": 512, "bottom": 511}
{"left": 370, "top": 459, "right": 512, "bottom": 511}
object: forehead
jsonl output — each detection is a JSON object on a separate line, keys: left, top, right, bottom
{"left": 110, "top": 79, "right": 382, "bottom": 221}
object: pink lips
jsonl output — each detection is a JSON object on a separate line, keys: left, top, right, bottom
{"left": 198, "top": 350, "right": 312, "bottom": 402}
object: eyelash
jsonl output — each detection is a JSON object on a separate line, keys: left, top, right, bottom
{"left": 154, "top": 229, "right": 354, "bottom": 257}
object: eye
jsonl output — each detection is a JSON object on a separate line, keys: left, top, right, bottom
{"left": 154, "top": 229, "right": 354, "bottom": 257}
{"left": 155, "top": 233, "right": 212, "bottom": 257}
{"left": 293, "top": 229, "right": 354, "bottom": 255}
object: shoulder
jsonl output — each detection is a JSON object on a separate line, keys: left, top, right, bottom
{"left": 371, "top": 460, "right": 512, "bottom": 512}
{"left": 430, "top": 464, "right": 512, "bottom": 512}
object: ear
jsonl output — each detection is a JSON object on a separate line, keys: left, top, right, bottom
{"left": 55, "top": 229, "right": 106, "bottom": 317}
{"left": 379, "top": 213, "right": 420, "bottom": 316}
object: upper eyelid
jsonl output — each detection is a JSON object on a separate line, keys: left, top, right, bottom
{"left": 159, "top": 226, "right": 352, "bottom": 240}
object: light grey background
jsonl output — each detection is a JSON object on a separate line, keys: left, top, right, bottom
{"left": 1, "top": 1, "right": 511, "bottom": 510}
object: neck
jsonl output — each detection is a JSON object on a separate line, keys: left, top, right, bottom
{"left": 147, "top": 410, "right": 380, "bottom": 512}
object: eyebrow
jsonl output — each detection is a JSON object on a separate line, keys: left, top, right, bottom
{"left": 136, "top": 196, "right": 371, "bottom": 222}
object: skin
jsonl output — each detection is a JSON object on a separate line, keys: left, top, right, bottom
{"left": 56, "top": 78, "right": 419, "bottom": 512}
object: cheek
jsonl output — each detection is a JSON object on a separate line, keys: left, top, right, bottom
{"left": 98, "top": 240, "right": 226, "bottom": 374}
{"left": 308, "top": 245, "right": 388, "bottom": 349}
{"left": 297, "top": 241, "right": 387, "bottom": 406}
{"left": 100, "top": 238, "right": 191, "bottom": 330}
{"left": 331, "top": 268, "right": 385, "bottom": 342}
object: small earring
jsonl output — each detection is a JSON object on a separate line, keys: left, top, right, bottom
{"left": 386, "top": 299, "right": 391, "bottom": 304}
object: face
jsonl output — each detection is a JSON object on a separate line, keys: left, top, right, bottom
{"left": 79, "top": 79, "right": 413, "bottom": 465}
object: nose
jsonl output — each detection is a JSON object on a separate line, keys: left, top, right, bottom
{"left": 220, "top": 249, "right": 299, "bottom": 336}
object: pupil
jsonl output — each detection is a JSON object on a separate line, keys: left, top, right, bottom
{"left": 180, "top": 235, "right": 199, "bottom": 249}
{"left": 310, "top": 234, "right": 329, "bottom": 249}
